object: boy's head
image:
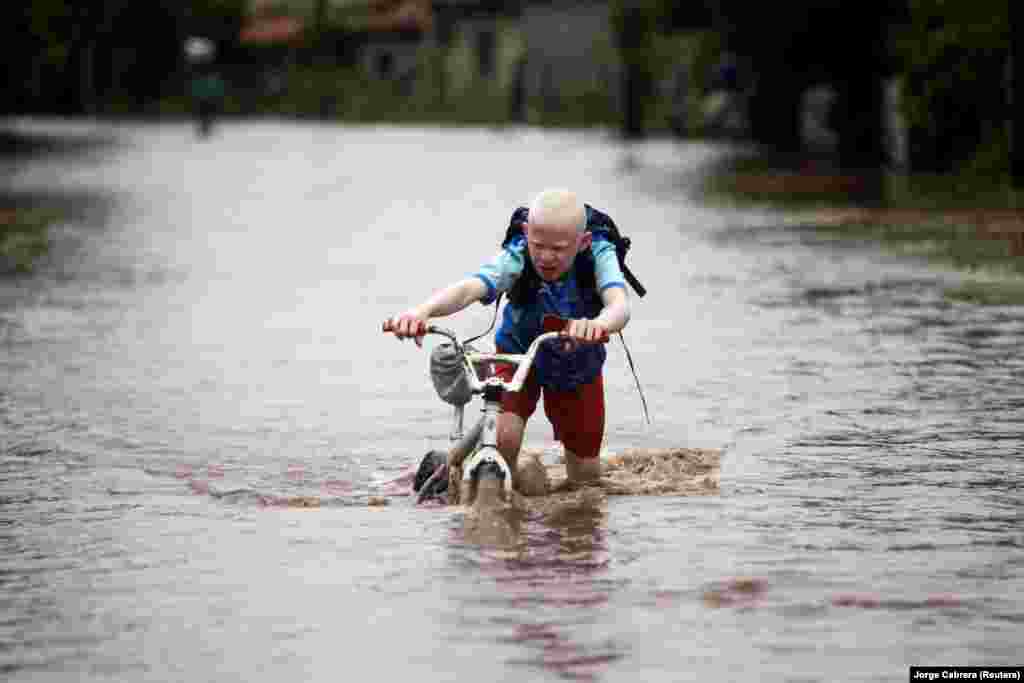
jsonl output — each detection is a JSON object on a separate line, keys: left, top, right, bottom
{"left": 524, "top": 189, "right": 591, "bottom": 282}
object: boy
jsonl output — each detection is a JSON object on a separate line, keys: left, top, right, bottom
{"left": 384, "top": 189, "right": 631, "bottom": 491}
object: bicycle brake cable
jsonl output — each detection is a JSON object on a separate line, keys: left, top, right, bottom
{"left": 462, "top": 293, "right": 503, "bottom": 348}
{"left": 618, "top": 330, "right": 651, "bottom": 425}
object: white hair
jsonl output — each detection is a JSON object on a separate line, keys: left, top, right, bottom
{"left": 529, "top": 188, "right": 586, "bottom": 234}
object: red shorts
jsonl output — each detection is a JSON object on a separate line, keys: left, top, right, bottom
{"left": 493, "top": 351, "right": 605, "bottom": 459}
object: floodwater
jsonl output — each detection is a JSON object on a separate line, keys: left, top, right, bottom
{"left": 1, "top": 119, "right": 1021, "bottom": 682}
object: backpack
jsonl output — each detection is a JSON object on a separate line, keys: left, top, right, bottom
{"left": 501, "top": 204, "right": 646, "bottom": 308}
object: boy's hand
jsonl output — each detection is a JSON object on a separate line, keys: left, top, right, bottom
{"left": 564, "top": 318, "right": 610, "bottom": 344}
{"left": 383, "top": 311, "right": 429, "bottom": 347}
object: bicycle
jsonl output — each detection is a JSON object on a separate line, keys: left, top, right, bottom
{"left": 382, "top": 323, "right": 606, "bottom": 510}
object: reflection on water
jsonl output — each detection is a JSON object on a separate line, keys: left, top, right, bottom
{"left": 0, "top": 120, "right": 1021, "bottom": 681}
{"left": 446, "top": 489, "right": 624, "bottom": 681}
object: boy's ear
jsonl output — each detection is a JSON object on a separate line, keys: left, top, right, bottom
{"left": 577, "top": 231, "right": 592, "bottom": 253}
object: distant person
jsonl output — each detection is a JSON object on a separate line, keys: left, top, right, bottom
{"left": 800, "top": 84, "right": 840, "bottom": 162}
{"left": 190, "top": 69, "right": 225, "bottom": 138}
{"left": 703, "top": 52, "right": 748, "bottom": 137}
{"left": 384, "top": 189, "right": 640, "bottom": 493}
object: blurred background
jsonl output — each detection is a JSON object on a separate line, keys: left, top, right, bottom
{"left": 0, "top": 0, "right": 1020, "bottom": 180}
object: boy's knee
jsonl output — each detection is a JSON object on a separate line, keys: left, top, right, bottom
{"left": 565, "top": 449, "right": 601, "bottom": 483}
{"left": 516, "top": 452, "right": 550, "bottom": 496}
{"left": 497, "top": 413, "right": 525, "bottom": 444}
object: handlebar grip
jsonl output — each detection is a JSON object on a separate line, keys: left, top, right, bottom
{"left": 382, "top": 319, "right": 427, "bottom": 335}
{"left": 539, "top": 330, "right": 610, "bottom": 346}
{"left": 558, "top": 330, "right": 609, "bottom": 344}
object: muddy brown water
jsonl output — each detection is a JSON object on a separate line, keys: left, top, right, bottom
{"left": 1, "top": 119, "right": 1021, "bottom": 682}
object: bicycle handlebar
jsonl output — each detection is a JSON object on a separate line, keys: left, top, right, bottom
{"left": 463, "top": 330, "right": 563, "bottom": 393}
{"left": 383, "top": 321, "right": 607, "bottom": 395}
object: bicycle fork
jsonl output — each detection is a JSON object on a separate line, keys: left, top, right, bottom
{"left": 460, "top": 381, "right": 513, "bottom": 505}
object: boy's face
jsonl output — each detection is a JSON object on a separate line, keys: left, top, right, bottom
{"left": 524, "top": 217, "right": 592, "bottom": 282}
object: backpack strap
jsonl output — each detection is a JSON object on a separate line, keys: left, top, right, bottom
{"left": 502, "top": 207, "right": 539, "bottom": 308}
{"left": 584, "top": 205, "right": 646, "bottom": 298}
{"left": 502, "top": 206, "right": 530, "bottom": 247}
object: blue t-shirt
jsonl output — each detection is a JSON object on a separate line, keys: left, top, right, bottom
{"left": 472, "top": 235, "right": 626, "bottom": 389}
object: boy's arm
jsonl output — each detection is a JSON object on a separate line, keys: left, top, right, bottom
{"left": 411, "top": 277, "right": 489, "bottom": 319}
{"left": 385, "top": 277, "right": 489, "bottom": 342}
{"left": 596, "top": 286, "right": 630, "bottom": 333}
{"left": 565, "top": 286, "right": 630, "bottom": 342}
{"left": 566, "top": 235, "right": 630, "bottom": 342}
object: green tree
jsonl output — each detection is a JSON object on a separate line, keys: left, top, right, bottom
{"left": 610, "top": 0, "right": 677, "bottom": 138}
{"left": 893, "top": 0, "right": 1011, "bottom": 174}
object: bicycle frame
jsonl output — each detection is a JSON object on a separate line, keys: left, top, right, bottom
{"left": 419, "top": 326, "right": 566, "bottom": 505}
